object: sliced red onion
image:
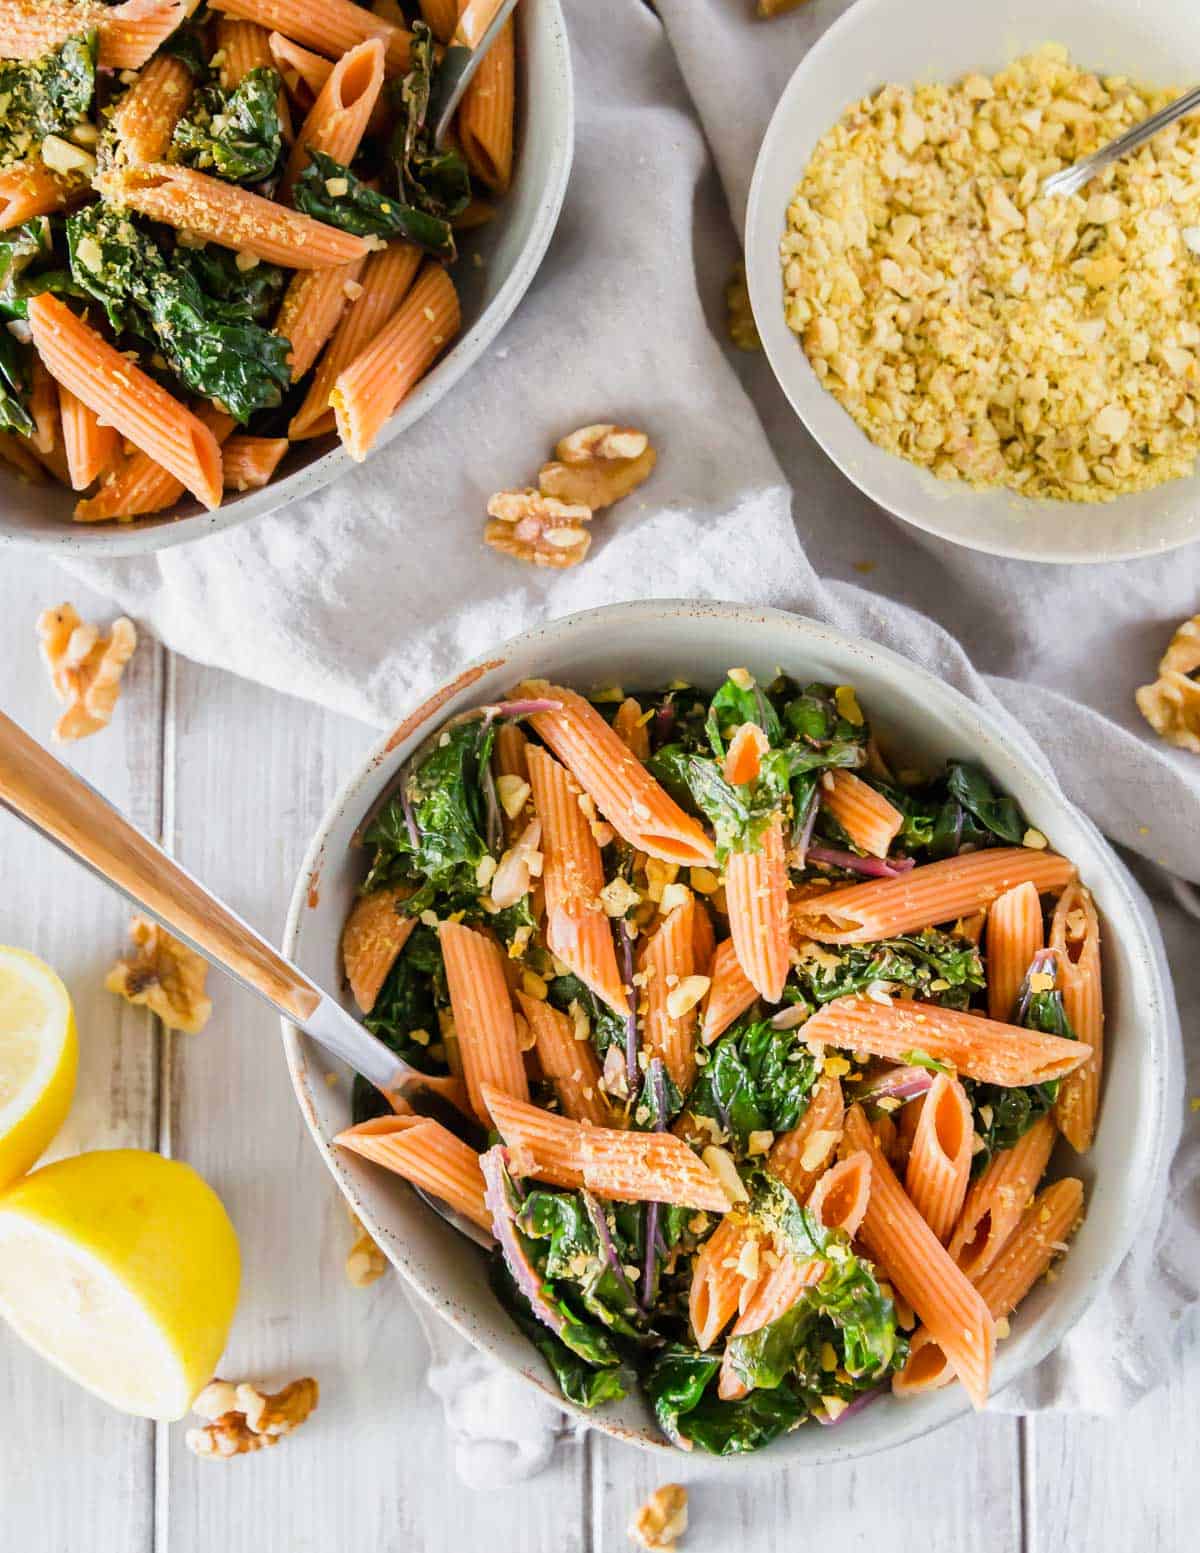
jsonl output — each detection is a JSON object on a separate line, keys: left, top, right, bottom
{"left": 792, "top": 785, "right": 819, "bottom": 864}
{"left": 805, "top": 845, "right": 915, "bottom": 879}
{"left": 813, "top": 1385, "right": 886, "bottom": 1426}
{"left": 400, "top": 780, "right": 421, "bottom": 850}
{"left": 602, "top": 1043, "right": 630, "bottom": 1100}
{"left": 1011, "top": 947, "right": 1060, "bottom": 1026}
{"left": 582, "top": 1191, "right": 638, "bottom": 1310}
{"left": 481, "top": 1146, "right": 567, "bottom": 1340}
{"left": 618, "top": 923, "right": 639, "bottom": 1092}
{"left": 851, "top": 1065, "right": 935, "bottom": 1105}
{"left": 652, "top": 702, "right": 676, "bottom": 748}
{"left": 770, "top": 1003, "right": 810, "bottom": 1031}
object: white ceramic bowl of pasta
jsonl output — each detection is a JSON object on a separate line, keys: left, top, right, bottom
{"left": 744, "top": 0, "right": 1200, "bottom": 563}
{"left": 0, "top": 0, "right": 573, "bottom": 557}
{"left": 281, "top": 600, "right": 1172, "bottom": 1464}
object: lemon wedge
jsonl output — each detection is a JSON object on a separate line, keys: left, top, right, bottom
{"left": 0, "top": 1149, "right": 240, "bottom": 1418}
{"left": 0, "top": 946, "right": 78, "bottom": 1189}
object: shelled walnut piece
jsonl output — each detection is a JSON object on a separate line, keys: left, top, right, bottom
{"left": 629, "top": 1483, "right": 688, "bottom": 1551}
{"left": 484, "top": 488, "right": 593, "bottom": 569}
{"left": 186, "top": 1377, "right": 319, "bottom": 1459}
{"left": 1136, "top": 615, "right": 1200, "bottom": 751}
{"left": 105, "top": 915, "right": 214, "bottom": 1033}
{"left": 36, "top": 603, "right": 137, "bottom": 742}
{"left": 345, "top": 1204, "right": 388, "bottom": 1287}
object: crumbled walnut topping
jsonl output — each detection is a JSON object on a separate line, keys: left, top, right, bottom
{"left": 538, "top": 423, "right": 656, "bottom": 511}
{"left": 725, "top": 261, "right": 761, "bottom": 351}
{"left": 1137, "top": 616, "right": 1200, "bottom": 751}
{"left": 37, "top": 604, "right": 137, "bottom": 742}
{"left": 186, "top": 1377, "right": 319, "bottom": 1459}
{"left": 484, "top": 488, "right": 592, "bottom": 568}
{"left": 345, "top": 1208, "right": 388, "bottom": 1288}
{"left": 629, "top": 1484, "right": 688, "bottom": 1551}
{"left": 105, "top": 916, "right": 213, "bottom": 1034}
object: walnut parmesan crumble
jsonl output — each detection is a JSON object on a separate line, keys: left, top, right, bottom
{"left": 629, "top": 1483, "right": 688, "bottom": 1551}
{"left": 782, "top": 47, "right": 1200, "bottom": 501}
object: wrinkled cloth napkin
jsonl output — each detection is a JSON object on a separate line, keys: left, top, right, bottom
{"left": 65, "top": 0, "right": 1199, "bottom": 1472}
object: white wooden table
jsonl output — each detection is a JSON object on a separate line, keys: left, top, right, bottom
{"left": 2, "top": 554, "right": 1197, "bottom": 1553}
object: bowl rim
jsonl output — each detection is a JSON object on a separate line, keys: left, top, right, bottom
{"left": 280, "top": 598, "right": 1172, "bottom": 1465}
{"left": 0, "top": 0, "right": 575, "bottom": 560}
{"left": 743, "top": 0, "right": 1200, "bottom": 565}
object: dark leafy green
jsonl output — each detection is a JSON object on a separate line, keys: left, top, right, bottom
{"left": 792, "top": 929, "right": 985, "bottom": 1010}
{"left": 865, "top": 762, "right": 1030, "bottom": 863}
{"left": 172, "top": 67, "right": 284, "bottom": 183}
{"left": 160, "top": 15, "right": 209, "bottom": 77}
{"left": 946, "top": 763, "right": 1026, "bottom": 845}
{"left": 685, "top": 1015, "right": 819, "bottom": 1154}
{"left": 173, "top": 242, "right": 286, "bottom": 323}
{"left": 643, "top": 1345, "right": 805, "bottom": 1454}
{"left": 293, "top": 150, "right": 456, "bottom": 259}
{"left": 389, "top": 20, "right": 471, "bottom": 221}
{"left": 517, "top": 1190, "right": 642, "bottom": 1338}
{"left": 0, "top": 219, "right": 84, "bottom": 321}
{"left": 547, "top": 972, "right": 626, "bottom": 1061}
{"left": 0, "top": 325, "right": 34, "bottom": 436}
{"left": 0, "top": 33, "right": 96, "bottom": 170}
{"left": 491, "top": 1260, "right": 631, "bottom": 1410}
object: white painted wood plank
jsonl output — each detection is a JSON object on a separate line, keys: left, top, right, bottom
{"left": 0, "top": 561, "right": 161, "bottom": 1553}
{"left": 593, "top": 1415, "right": 1021, "bottom": 1553}
{"left": 161, "top": 661, "right": 585, "bottom": 1553}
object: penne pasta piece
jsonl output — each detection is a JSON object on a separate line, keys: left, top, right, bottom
{"left": 806, "top": 1148, "right": 873, "bottom": 1239}
{"left": 843, "top": 1104, "right": 994, "bottom": 1409}
{"left": 717, "top": 1252, "right": 825, "bottom": 1401}
{"left": 100, "top": 163, "right": 371, "bottom": 269}
{"left": 28, "top": 295, "right": 223, "bottom": 511}
{"left": 894, "top": 1177, "right": 1083, "bottom": 1395}
{"left": 612, "top": 696, "right": 651, "bottom": 761}
{"left": 0, "top": 161, "right": 76, "bottom": 229}
{"left": 725, "top": 816, "right": 790, "bottom": 1002}
{"left": 903, "top": 1073, "right": 973, "bottom": 1243}
{"left": 481, "top": 1084, "right": 586, "bottom": 1189}
{"left": 893, "top": 1090, "right": 924, "bottom": 1173}
{"left": 57, "top": 383, "right": 120, "bottom": 492}
{"left": 221, "top": 435, "right": 290, "bottom": 492}
{"left": 110, "top": 52, "right": 194, "bottom": 164}
{"left": 289, "top": 239, "right": 421, "bottom": 432}
{"left": 0, "top": 0, "right": 187, "bottom": 71}
{"left": 691, "top": 897, "right": 715, "bottom": 978}
{"left": 279, "top": 37, "right": 385, "bottom": 202}
{"left": 269, "top": 30, "right": 334, "bottom": 102}
{"left": 871, "top": 1109, "right": 899, "bottom": 1165}
{"left": 519, "top": 684, "right": 717, "bottom": 867}
{"left": 638, "top": 891, "right": 700, "bottom": 1094}
{"left": 217, "top": 16, "right": 277, "bottom": 83}
{"left": 340, "top": 883, "right": 415, "bottom": 1014}
{"left": 946, "top": 1114, "right": 1057, "bottom": 1279}
{"left": 821, "top": 770, "right": 904, "bottom": 859}
{"left": 418, "top": 0, "right": 457, "bottom": 43}
{"left": 700, "top": 937, "right": 758, "bottom": 1045}
{"left": 274, "top": 260, "right": 366, "bottom": 382}
{"left": 723, "top": 721, "right": 769, "bottom": 786}
{"left": 987, "top": 881, "right": 1044, "bottom": 1021}
{"left": 331, "top": 262, "right": 460, "bottom": 460}
{"left": 334, "top": 1114, "right": 491, "bottom": 1232}
{"left": 438, "top": 920, "right": 529, "bottom": 1123}
{"left": 768, "top": 1073, "right": 844, "bottom": 1202}
{"left": 792, "top": 847, "right": 1076, "bottom": 945}
{"left": 74, "top": 408, "right": 236, "bottom": 523}
{"left": 526, "top": 745, "right": 629, "bottom": 1017}
{"left": 689, "top": 1213, "right": 754, "bottom": 1350}
{"left": 801, "top": 995, "right": 1091, "bottom": 1088}
{"left": 1049, "top": 883, "right": 1104, "bottom": 1152}
{"left": 458, "top": 15, "right": 514, "bottom": 194}
{"left": 515, "top": 990, "right": 610, "bottom": 1128}
{"left": 209, "top": 0, "right": 412, "bottom": 75}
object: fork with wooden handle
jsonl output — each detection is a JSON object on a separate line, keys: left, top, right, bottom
{"left": 0, "top": 706, "right": 492, "bottom": 1249}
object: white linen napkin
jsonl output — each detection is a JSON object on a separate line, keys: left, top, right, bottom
{"left": 65, "top": 0, "right": 1199, "bottom": 1461}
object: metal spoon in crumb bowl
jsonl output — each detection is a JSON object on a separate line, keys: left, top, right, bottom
{"left": 0, "top": 0, "right": 572, "bottom": 558}
{"left": 283, "top": 600, "right": 1171, "bottom": 1466}
{"left": 745, "top": 0, "right": 1200, "bottom": 563}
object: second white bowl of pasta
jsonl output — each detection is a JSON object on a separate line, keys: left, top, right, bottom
{"left": 282, "top": 601, "right": 1172, "bottom": 1463}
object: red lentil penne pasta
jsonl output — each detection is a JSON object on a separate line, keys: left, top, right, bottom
{"left": 700, "top": 937, "right": 758, "bottom": 1045}
{"left": 289, "top": 239, "right": 421, "bottom": 433}
{"left": 768, "top": 1073, "right": 844, "bottom": 1202}
{"left": 893, "top": 1090, "right": 924, "bottom": 1173}
{"left": 717, "top": 1252, "right": 826, "bottom": 1400}
{"left": 723, "top": 722, "right": 769, "bottom": 786}
{"left": 28, "top": 295, "right": 224, "bottom": 510}
{"left": 689, "top": 1213, "right": 755, "bottom": 1350}
{"left": 101, "top": 163, "right": 371, "bottom": 269}
{"left": 278, "top": 37, "right": 384, "bottom": 201}
{"left": 578, "top": 1125, "right": 734, "bottom": 1213}
{"left": 216, "top": 15, "right": 274, "bottom": 80}
{"left": 821, "top": 770, "right": 904, "bottom": 859}
{"left": 221, "top": 435, "right": 290, "bottom": 491}
{"left": 843, "top": 1104, "right": 994, "bottom": 1409}
{"left": 1049, "top": 883, "right": 1104, "bottom": 1152}
{"left": 894, "top": 1177, "right": 1084, "bottom": 1396}
{"left": 458, "top": 15, "right": 514, "bottom": 194}
{"left": 274, "top": 260, "right": 367, "bottom": 382}
{"left": 110, "top": 52, "right": 194, "bottom": 164}
{"left": 269, "top": 29, "right": 335, "bottom": 102}
{"left": 57, "top": 383, "right": 120, "bottom": 492}
{"left": 334, "top": 1114, "right": 491, "bottom": 1232}
{"left": 331, "top": 261, "right": 460, "bottom": 459}
{"left": 340, "top": 882, "right": 416, "bottom": 1013}
{"left": 802, "top": 995, "right": 1091, "bottom": 1087}
{"left": 808, "top": 1147, "right": 873, "bottom": 1239}
{"left": 481, "top": 1084, "right": 586, "bottom": 1190}
{"left": 419, "top": 0, "right": 457, "bottom": 42}
{"left": 791, "top": 847, "right": 1077, "bottom": 945}
{"left": 903, "top": 1073, "right": 973, "bottom": 1243}
{"left": 612, "top": 697, "right": 651, "bottom": 761}
{"left": 638, "top": 891, "right": 701, "bottom": 1094}
{"left": 946, "top": 1114, "right": 1057, "bottom": 1279}
{"left": 987, "top": 881, "right": 1044, "bottom": 1020}
{"left": 0, "top": 0, "right": 187, "bottom": 71}
{"left": 438, "top": 920, "right": 529, "bottom": 1123}
{"left": 515, "top": 990, "right": 610, "bottom": 1128}
{"left": 526, "top": 745, "right": 629, "bottom": 1017}
{"left": 519, "top": 684, "right": 717, "bottom": 867}
{"left": 74, "top": 408, "right": 236, "bottom": 523}
{"left": 725, "top": 817, "right": 790, "bottom": 1002}
{"left": 691, "top": 898, "right": 715, "bottom": 978}
{"left": 209, "top": 0, "right": 412, "bottom": 75}
{"left": 0, "top": 161, "right": 76, "bottom": 229}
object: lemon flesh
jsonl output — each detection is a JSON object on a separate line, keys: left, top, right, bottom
{"left": 0, "top": 1149, "right": 240, "bottom": 1419}
{"left": 0, "top": 947, "right": 78, "bottom": 1189}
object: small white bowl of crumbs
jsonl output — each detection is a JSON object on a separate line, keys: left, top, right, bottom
{"left": 745, "top": 0, "right": 1200, "bottom": 563}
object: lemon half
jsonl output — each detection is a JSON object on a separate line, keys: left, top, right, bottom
{"left": 0, "top": 1149, "right": 241, "bottom": 1418}
{"left": 0, "top": 946, "right": 78, "bottom": 1189}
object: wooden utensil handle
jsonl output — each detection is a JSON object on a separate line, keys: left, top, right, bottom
{"left": 0, "top": 708, "right": 320, "bottom": 1023}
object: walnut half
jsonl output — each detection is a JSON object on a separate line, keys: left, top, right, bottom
{"left": 538, "top": 423, "right": 656, "bottom": 511}
{"left": 37, "top": 603, "right": 137, "bottom": 742}
{"left": 1136, "top": 616, "right": 1200, "bottom": 752}
{"left": 186, "top": 1377, "right": 319, "bottom": 1460}
{"left": 485, "top": 488, "right": 592, "bottom": 568}
{"left": 105, "top": 915, "right": 213, "bottom": 1034}
{"left": 629, "top": 1483, "right": 688, "bottom": 1551}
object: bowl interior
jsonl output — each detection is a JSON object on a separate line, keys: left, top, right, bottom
{"left": 745, "top": 0, "right": 1200, "bottom": 563}
{"left": 283, "top": 601, "right": 1169, "bottom": 1465}
{"left": 0, "top": 0, "right": 573, "bottom": 557}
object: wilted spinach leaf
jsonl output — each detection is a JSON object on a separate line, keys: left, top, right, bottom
{"left": 491, "top": 1259, "right": 631, "bottom": 1410}
{"left": 685, "top": 1015, "right": 819, "bottom": 1154}
{"left": 293, "top": 150, "right": 456, "bottom": 259}
{"left": 0, "top": 33, "right": 96, "bottom": 170}
{"left": 946, "top": 763, "right": 1026, "bottom": 845}
{"left": 0, "top": 326, "right": 34, "bottom": 436}
{"left": 642, "top": 1344, "right": 805, "bottom": 1454}
{"left": 172, "top": 67, "right": 284, "bottom": 183}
